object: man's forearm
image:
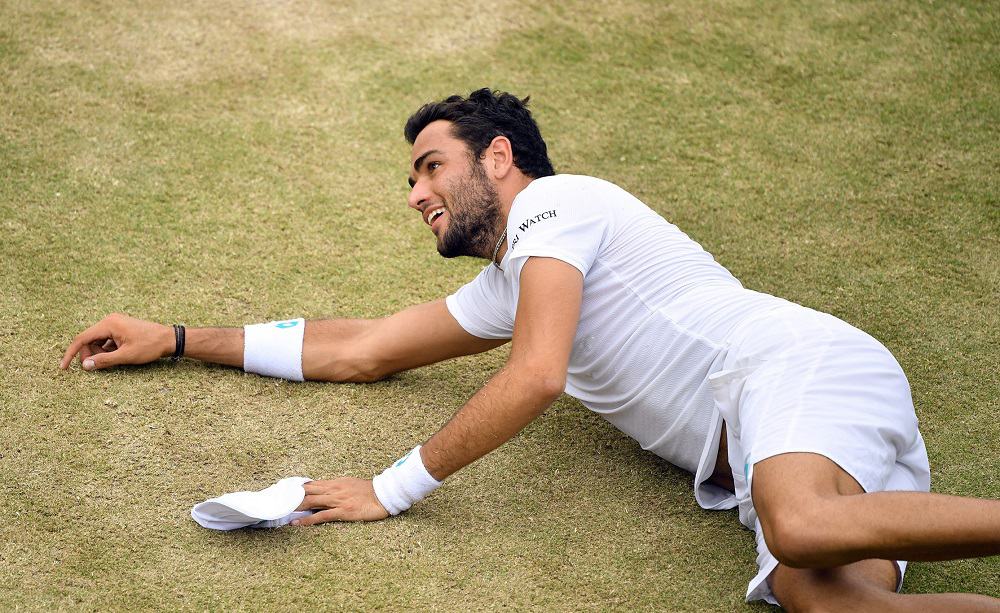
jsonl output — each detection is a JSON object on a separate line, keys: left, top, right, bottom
{"left": 301, "top": 318, "right": 380, "bottom": 382}
{"left": 184, "top": 327, "right": 245, "bottom": 369}
{"left": 419, "top": 360, "right": 563, "bottom": 481}
{"left": 182, "top": 319, "right": 377, "bottom": 381}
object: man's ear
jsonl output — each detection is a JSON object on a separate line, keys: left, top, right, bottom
{"left": 485, "top": 135, "right": 514, "bottom": 179}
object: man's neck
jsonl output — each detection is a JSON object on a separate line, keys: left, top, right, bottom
{"left": 492, "top": 175, "right": 536, "bottom": 264}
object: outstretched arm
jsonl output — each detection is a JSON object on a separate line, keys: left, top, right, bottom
{"left": 59, "top": 299, "right": 506, "bottom": 381}
{"left": 419, "top": 258, "right": 583, "bottom": 480}
{"left": 294, "top": 256, "right": 584, "bottom": 524}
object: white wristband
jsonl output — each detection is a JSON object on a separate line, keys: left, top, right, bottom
{"left": 243, "top": 318, "right": 305, "bottom": 381}
{"left": 372, "top": 445, "right": 442, "bottom": 516}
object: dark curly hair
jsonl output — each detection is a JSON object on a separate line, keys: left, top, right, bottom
{"left": 404, "top": 88, "right": 555, "bottom": 178}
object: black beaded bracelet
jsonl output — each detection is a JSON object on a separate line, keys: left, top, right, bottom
{"left": 172, "top": 324, "right": 186, "bottom": 360}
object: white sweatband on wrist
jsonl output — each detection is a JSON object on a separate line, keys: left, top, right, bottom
{"left": 243, "top": 318, "right": 305, "bottom": 381}
{"left": 372, "top": 445, "right": 442, "bottom": 516}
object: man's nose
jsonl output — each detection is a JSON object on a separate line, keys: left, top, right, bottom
{"left": 408, "top": 179, "right": 429, "bottom": 210}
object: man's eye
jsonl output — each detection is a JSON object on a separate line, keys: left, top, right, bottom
{"left": 428, "top": 161, "right": 441, "bottom": 172}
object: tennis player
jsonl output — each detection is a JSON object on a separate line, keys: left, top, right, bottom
{"left": 62, "top": 89, "right": 1000, "bottom": 610}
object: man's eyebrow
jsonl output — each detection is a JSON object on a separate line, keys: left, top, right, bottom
{"left": 408, "top": 149, "right": 441, "bottom": 188}
{"left": 412, "top": 149, "right": 441, "bottom": 174}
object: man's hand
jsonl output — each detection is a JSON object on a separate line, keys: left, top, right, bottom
{"left": 60, "top": 313, "right": 174, "bottom": 371}
{"left": 292, "top": 478, "right": 389, "bottom": 525}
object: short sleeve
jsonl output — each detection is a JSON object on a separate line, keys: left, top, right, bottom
{"left": 445, "top": 265, "right": 515, "bottom": 340}
{"left": 505, "top": 179, "right": 608, "bottom": 278}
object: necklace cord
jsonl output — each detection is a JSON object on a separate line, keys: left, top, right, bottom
{"left": 491, "top": 228, "right": 508, "bottom": 271}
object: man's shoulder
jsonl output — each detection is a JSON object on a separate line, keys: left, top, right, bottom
{"left": 505, "top": 174, "right": 646, "bottom": 272}
{"left": 520, "top": 173, "right": 619, "bottom": 196}
{"left": 512, "top": 174, "right": 640, "bottom": 214}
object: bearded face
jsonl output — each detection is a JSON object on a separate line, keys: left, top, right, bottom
{"left": 436, "top": 158, "right": 503, "bottom": 260}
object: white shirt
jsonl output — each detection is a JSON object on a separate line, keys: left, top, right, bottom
{"left": 446, "top": 174, "right": 788, "bottom": 509}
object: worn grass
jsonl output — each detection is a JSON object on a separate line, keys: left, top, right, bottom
{"left": 1, "top": 0, "right": 997, "bottom": 609}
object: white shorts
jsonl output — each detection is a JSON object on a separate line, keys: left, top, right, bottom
{"left": 707, "top": 304, "right": 931, "bottom": 606}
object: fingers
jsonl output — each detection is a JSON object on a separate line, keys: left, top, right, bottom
{"left": 82, "top": 340, "right": 108, "bottom": 359}
{"left": 85, "top": 347, "right": 133, "bottom": 371}
{"left": 77, "top": 346, "right": 100, "bottom": 371}
{"left": 297, "top": 480, "right": 344, "bottom": 504}
{"left": 60, "top": 318, "right": 115, "bottom": 369}
{"left": 292, "top": 508, "right": 346, "bottom": 527}
{"left": 60, "top": 334, "right": 93, "bottom": 369}
{"left": 303, "top": 480, "right": 335, "bottom": 496}
{"left": 296, "top": 484, "right": 349, "bottom": 511}
{"left": 79, "top": 344, "right": 95, "bottom": 364}
{"left": 296, "top": 493, "right": 333, "bottom": 511}
{"left": 79, "top": 341, "right": 116, "bottom": 370}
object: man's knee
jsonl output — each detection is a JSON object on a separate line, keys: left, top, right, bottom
{"left": 759, "top": 501, "right": 839, "bottom": 568}
{"left": 752, "top": 453, "right": 868, "bottom": 568}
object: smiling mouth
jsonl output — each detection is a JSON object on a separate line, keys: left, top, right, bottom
{"left": 427, "top": 208, "right": 445, "bottom": 226}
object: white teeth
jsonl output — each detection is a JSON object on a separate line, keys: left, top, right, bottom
{"left": 428, "top": 209, "right": 444, "bottom": 224}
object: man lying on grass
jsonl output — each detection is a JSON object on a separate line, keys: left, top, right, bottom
{"left": 61, "top": 89, "right": 999, "bottom": 610}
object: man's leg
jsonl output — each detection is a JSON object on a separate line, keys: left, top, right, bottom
{"left": 769, "top": 559, "right": 1000, "bottom": 612}
{"left": 753, "top": 452, "right": 1000, "bottom": 566}
{"left": 753, "top": 452, "right": 1000, "bottom": 610}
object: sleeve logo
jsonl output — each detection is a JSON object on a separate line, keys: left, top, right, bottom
{"left": 511, "top": 209, "right": 557, "bottom": 249}
{"left": 275, "top": 320, "right": 300, "bottom": 329}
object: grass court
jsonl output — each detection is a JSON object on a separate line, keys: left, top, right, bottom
{"left": 1, "top": 1, "right": 997, "bottom": 609}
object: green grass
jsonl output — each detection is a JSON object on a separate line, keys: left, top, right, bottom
{"left": 1, "top": 0, "right": 997, "bottom": 609}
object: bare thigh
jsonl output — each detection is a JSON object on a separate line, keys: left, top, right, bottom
{"left": 770, "top": 559, "right": 1000, "bottom": 613}
{"left": 769, "top": 558, "right": 898, "bottom": 613}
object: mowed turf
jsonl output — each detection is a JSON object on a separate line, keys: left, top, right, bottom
{"left": 1, "top": 0, "right": 997, "bottom": 609}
